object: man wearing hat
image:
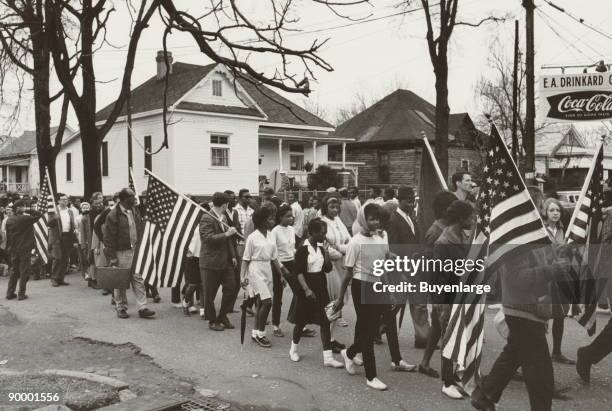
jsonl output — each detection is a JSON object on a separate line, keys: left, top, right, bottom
{"left": 5, "top": 199, "right": 41, "bottom": 300}
{"left": 387, "top": 186, "right": 430, "bottom": 348}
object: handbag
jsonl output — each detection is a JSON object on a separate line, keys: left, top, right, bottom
{"left": 325, "top": 301, "right": 342, "bottom": 322}
{"left": 96, "top": 266, "right": 132, "bottom": 290}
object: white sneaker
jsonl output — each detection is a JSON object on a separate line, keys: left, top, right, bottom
{"left": 323, "top": 350, "right": 344, "bottom": 368}
{"left": 353, "top": 353, "right": 364, "bottom": 366}
{"left": 340, "top": 349, "right": 356, "bottom": 375}
{"left": 442, "top": 384, "right": 464, "bottom": 399}
{"left": 188, "top": 306, "right": 198, "bottom": 313}
{"left": 366, "top": 377, "right": 387, "bottom": 391}
{"left": 172, "top": 302, "right": 183, "bottom": 308}
{"left": 289, "top": 342, "right": 300, "bottom": 362}
{"left": 391, "top": 360, "right": 417, "bottom": 372}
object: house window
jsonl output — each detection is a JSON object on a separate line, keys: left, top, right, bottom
{"left": 210, "top": 134, "right": 230, "bottom": 168}
{"left": 101, "top": 141, "right": 109, "bottom": 177}
{"left": 289, "top": 143, "right": 305, "bottom": 171}
{"left": 15, "top": 167, "right": 22, "bottom": 183}
{"left": 378, "top": 151, "right": 390, "bottom": 183}
{"left": 460, "top": 159, "right": 470, "bottom": 172}
{"left": 212, "top": 79, "right": 222, "bottom": 97}
{"left": 66, "top": 152, "right": 72, "bottom": 182}
{"left": 144, "top": 135, "right": 152, "bottom": 171}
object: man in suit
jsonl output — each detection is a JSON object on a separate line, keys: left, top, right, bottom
{"left": 48, "top": 194, "right": 78, "bottom": 287}
{"left": 200, "top": 192, "right": 238, "bottom": 331}
{"left": 5, "top": 199, "right": 41, "bottom": 300}
{"left": 387, "top": 186, "right": 430, "bottom": 348}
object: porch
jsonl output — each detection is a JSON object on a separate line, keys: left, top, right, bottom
{"left": 0, "top": 159, "right": 31, "bottom": 195}
{"left": 258, "top": 126, "right": 354, "bottom": 190}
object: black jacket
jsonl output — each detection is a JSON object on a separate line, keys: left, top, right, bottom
{"left": 6, "top": 211, "right": 42, "bottom": 254}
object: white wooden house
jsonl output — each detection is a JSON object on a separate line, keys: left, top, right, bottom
{"left": 55, "top": 52, "right": 352, "bottom": 197}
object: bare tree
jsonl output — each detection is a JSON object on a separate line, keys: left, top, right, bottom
{"left": 475, "top": 38, "right": 526, "bottom": 156}
{"left": 0, "top": 0, "right": 71, "bottom": 191}
{"left": 45, "top": 0, "right": 368, "bottom": 197}
{"left": 405, "top": 0, "right": 505, "bottom": 179}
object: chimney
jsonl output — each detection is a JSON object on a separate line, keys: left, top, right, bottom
{"left": 156, "top": 50, "right": 173, "bottom": 80}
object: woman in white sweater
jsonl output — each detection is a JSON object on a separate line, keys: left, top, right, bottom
{"left": 320, "top": 195, "right": 351, "bottom": 351}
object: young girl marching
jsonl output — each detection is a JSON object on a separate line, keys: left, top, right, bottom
{"left": 270, "top": 205, "right": 296, "bottom": 337}
{"left": 289, "top": 218, "right": 344, "bottom": 369}
{"left": 334, "top": 203, "right": 416, "bottom": 391}
{"left": 241, "top": 207, "right": 289, "bottom": 348}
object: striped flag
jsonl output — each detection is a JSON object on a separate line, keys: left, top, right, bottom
{"left": 33, "top": 169, "right": 56, "bottom": 264}
{"left": 128, "top": 167, "right": 140, "bottom": 206}
{"left": 565, "top": 142, "right": 605, "bottom": 335}
{"left": 133, "top": 172, "right": 203, "bottom": 287}
{"left": 441, "top": 124, "right": 550, "bottom": 392}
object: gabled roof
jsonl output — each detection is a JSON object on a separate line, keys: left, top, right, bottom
{"left": 0, "top": 126, "right": 74, "bottom": 159}
{"left": 535, "top": 124, "right": 587, "bottom": 156}
{"left": 95, "top": 61, "right": 332, "bottom": 128}
{"left": 333, "top": 90, "right": 478, "bottom": 145}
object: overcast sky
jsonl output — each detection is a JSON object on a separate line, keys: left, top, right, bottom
{"left": 4, "top": 0, "right": 612, "bottom": 134}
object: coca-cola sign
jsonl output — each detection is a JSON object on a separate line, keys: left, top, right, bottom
{"left": 539, "top": 73, "right": 612, "bottom": 122}
{"left": 546, "top": 91, "right": 612, "bottom": 120}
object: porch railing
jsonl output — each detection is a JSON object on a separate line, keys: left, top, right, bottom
{"left": 0, "top": 182, "right": 30, "bottom": 194}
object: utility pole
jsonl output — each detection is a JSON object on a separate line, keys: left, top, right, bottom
{"left": 127, "top": 91, "right": 134, "bottom": 175}
{"left": 512, "top": 19, "right": 519, "bottom": 162}
{"left": 523, "top": 0, "right": 536, "bottom": 180}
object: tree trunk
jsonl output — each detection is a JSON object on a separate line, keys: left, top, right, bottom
{"left": 434, "top": 54, "right": 450, "bottom": 180}
{"left": 30, "top": 18, "right": 57, "bottom": 194}
{"left": 81, "top": 125, "right": 102, "bottom": 199}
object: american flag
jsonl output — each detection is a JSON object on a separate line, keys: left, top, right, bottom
{"left": 33, "top": 169, "right": 56, "bottom": 264}
{"left": 133, "top": 172, "right": 203, "bottom": 287}
{"left": 128, "top": 167, "right": 140, "bottom": 206}
{"left": 565, "top": 142, "right": 605, "bottom": 335}
{"left": 441, "top": 125, "right": 550, "bottom": 392}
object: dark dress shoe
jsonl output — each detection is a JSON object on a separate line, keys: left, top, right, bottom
{"left": 209, "top": 322, "right": 225, "bottom": 331}
{"left": 6, "top": 293, "right": 17, "bottom": 300}
{"left": 117, "top": 310, "right": 129, "bottom": 319}
{"left": 153, "top": 295, "right": 161, "bottom": 303}
{"left": 218, "top": 317, "right": 235, "bottom": 329}
{"left": 552, "top": 353, "right": 576, "bottom": 365}
{"left": 101, "top": 289, "right": 111, "bottom": 295}
{"left": 576, "top": 347, "right": 591, "bottom": 383}
{"left": 138, "top": 308, "right": 156, "bottom": 318}
{"left": 17, "top": 295, "right": 28, "bottom": 301}
{"left": 418, "top": 365, "right": 440, "bottom": 378}
{"left": 471, "top": 387, "right": 496, "bottom": 411}
{"left": 51, "top": 280, "right": 60, "bottom": 287}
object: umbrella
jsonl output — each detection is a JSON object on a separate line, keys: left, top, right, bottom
{"left": 397, "top": 304, "right": 407, "bottom": 329}
{"left": 240, "top": 290, "right": 255, "bottom": 350}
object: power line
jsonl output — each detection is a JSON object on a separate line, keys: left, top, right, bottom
{"left": 542, "top": 0, "right": 612, "bottom": 41}
{"left": 535, "top": 8, "right": 594, "bottom": 62}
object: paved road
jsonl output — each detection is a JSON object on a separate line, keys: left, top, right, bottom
{"left": 1, "top": 274, "right": 610, "bottom": 411}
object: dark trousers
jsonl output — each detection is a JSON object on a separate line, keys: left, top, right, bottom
{"left": 582, "top": 316, "right": 612, "bottom": 365}
{"left": 7, "top": 251, "right": 30, "bottom": 297}
{"left": 272, "top": 266, "right": 284, "bottom": 327}
{"left": 482, "top": 316, "right": 553, "bottom": 411}
{"left": 183, "top": 257, "right": 202, "bottom": 305}
{"left": 201, "top": 267, "right": 235, "bottom": 322}
{"left": 51, "top": 233, "right": 73, "bottom": 282}
{"left": 346, "top": 279, "right": 402, "bottom": 380}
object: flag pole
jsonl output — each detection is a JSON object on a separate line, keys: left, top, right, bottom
{"left": 144, "top": 168, "right": 244, "bottom": 240}
{"left": 129, "top": 167, "right": 141, "bottom": 205}
{"left": 565, "top": 136, "right": 606, "bottom": 241}
{"left": 44, "top": 167, "right": 58, "bottom": 214}
{"left": 420, "top": 131, "right": 448, "bottom": 190}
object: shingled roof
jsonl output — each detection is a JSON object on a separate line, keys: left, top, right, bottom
{"left": 95, "top": 61, "right": 332, "bottom": 128}
{"left": 0, "top": 126, "right": 73, "bottom": 159}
